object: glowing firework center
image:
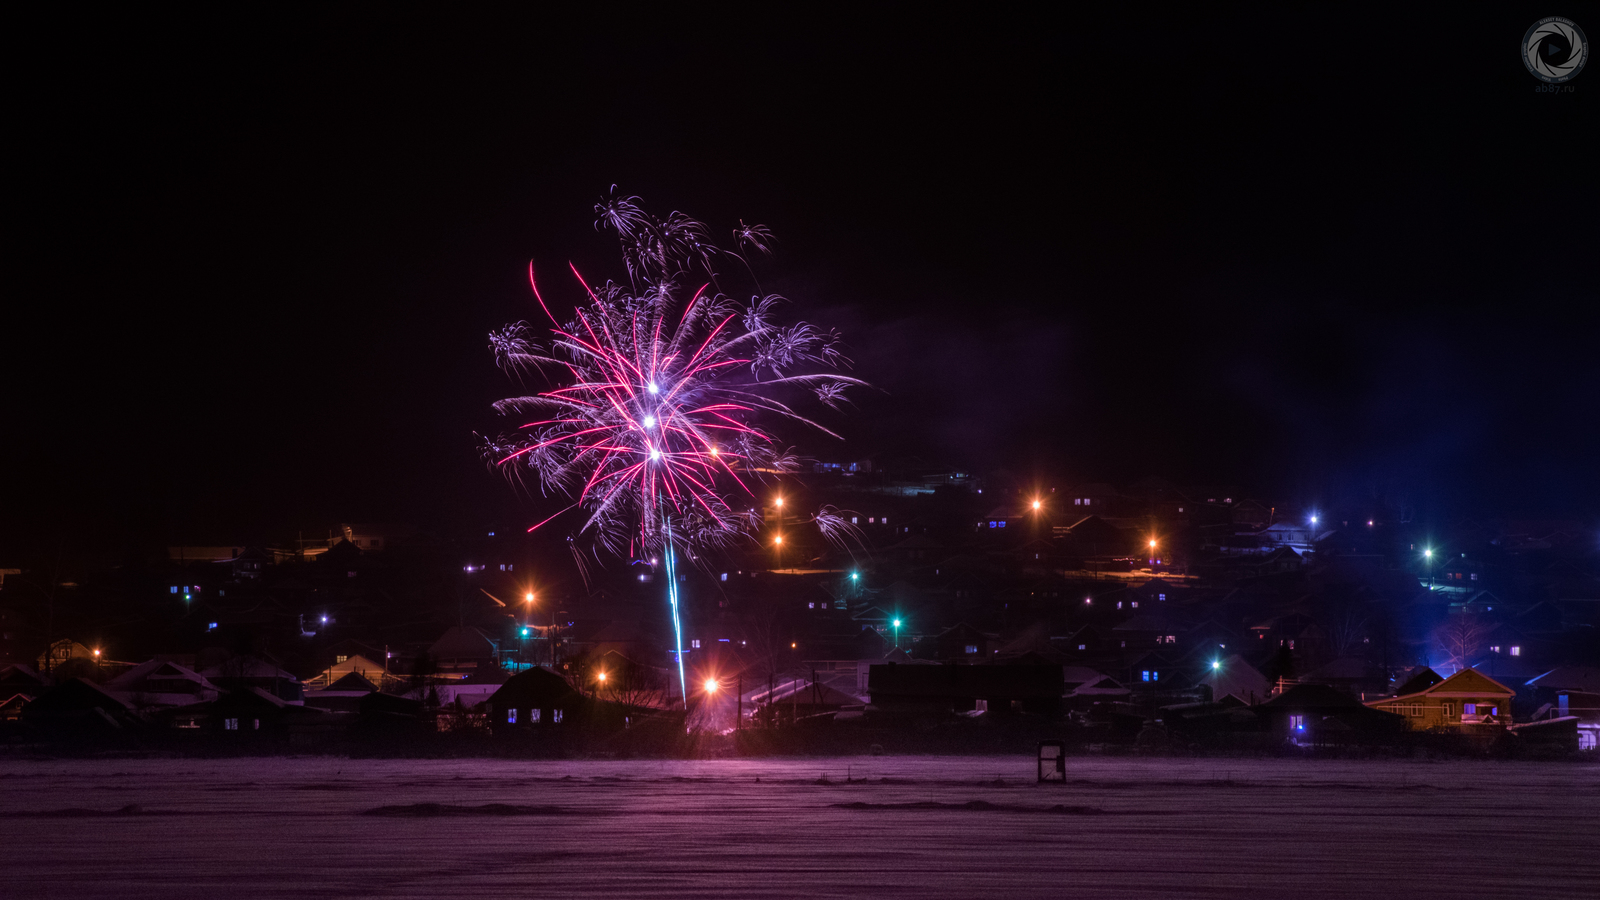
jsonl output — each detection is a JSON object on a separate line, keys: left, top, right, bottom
{"left": 484, "top": 193, "right": 864, "bottom": 709}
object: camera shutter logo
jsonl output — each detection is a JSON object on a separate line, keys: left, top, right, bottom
{"left": 1523, "top": 17, "right": 1587, "bottom": 82}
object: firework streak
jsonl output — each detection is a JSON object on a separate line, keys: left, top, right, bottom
{"left": 483, "top": 193, "right": 865, "bottom": 705}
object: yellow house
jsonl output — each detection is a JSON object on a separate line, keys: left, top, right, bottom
{"left": 1366, "top": 668, "right": 1515, "bottom": 731}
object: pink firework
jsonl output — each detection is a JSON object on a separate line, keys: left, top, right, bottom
{"left": 484, "top": 192, "right": 865, "bottom": 564}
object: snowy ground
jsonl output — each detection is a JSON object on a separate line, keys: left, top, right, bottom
{"left": 0, "top": 755, "right": 1595, "bottom": 899}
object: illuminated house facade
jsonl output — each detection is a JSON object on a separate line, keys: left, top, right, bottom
{"left": 1365, "top": 668, "right": 1515, "bottom": 732}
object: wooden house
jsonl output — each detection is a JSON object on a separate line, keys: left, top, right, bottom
{"left": 1365, "top": 667, "right": 1515, "bottom": 732}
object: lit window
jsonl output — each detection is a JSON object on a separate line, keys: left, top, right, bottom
{"left": 530, "top": 709, "right": 540, "bottom": 723}
{"left": 882, "top": 517, "right": 888, "bottom": 524}
{"left": 965, "top": 644, "right": 978, "bottom": 654}
{"left": 1117, "top": 601, "right": 1123, "bottom": 609}
{"left": 1131, "top": 601, "right": 1139, "bottom": 608}
{"left": 1510, "top": 646, "right": 1520, "bottom": 657}
{"left": 1159, "top": 594, "right": 1166, "bottom": 601}
{"left": 1075, "top": 499, "right": 1082, "bottom": 506}
{"left": 170, "top": 586, "right": 178, "bottom": 594}
{"left": 1078, "top": 644, "right": 1086, "bottom": 651}
{"left": 852, "top": 517, "right": 858, "bottom": 524}
{"left": 336, "top": 655, "right": 348, "bottom": 664}
{"left": 868, "top": 517, "right": 875, "bottom": 523}
{"left": 808, "top": 602, "right": 815, "bottom": 609}
{"left": 1290, "top": 714, "right": 1305, "bottom": 733}
{"left": 1490, "top": 645, "right": 1500, "bottom": 653}
{"left": 1464, "top": 704, "right": 1476, "bottom": 716}
{"left": 224, "top": 718, "right": 239, "bottom": 731}
{"left": 1141, "top": 670, "right": 1151, "bottom": 682}
{"left": 691, "top": 640, "right": 701, "bottom": 649}
{"left": 721, "top": 573, "right": 728, "bottom": 582}
{"left": 552, "top": 709, "right": 563, "bottom": 723}
{"left": 507, "top": 709, "right": 517, "bottom": 724}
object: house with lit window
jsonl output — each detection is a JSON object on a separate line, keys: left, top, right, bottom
{"left": 1260, "top": 682, "right": 1406, "bottom": 745}
{"left": 1364, "top": 667, "right": 1515, "bottom": 732}
{"left": 486, "top": 667, "right": 595, "bottom": 735}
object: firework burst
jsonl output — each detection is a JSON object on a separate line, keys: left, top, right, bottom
{"left": 483, "top": 193, "right": 864, "bottom": 701}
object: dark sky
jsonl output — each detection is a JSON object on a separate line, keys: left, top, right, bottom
{"left": 7, "top": 4, "right": 1599, "bottom": 557}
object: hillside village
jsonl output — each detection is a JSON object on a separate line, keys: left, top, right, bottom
{"left": 4, "top": 467, "right": 1597, "bottom": 755}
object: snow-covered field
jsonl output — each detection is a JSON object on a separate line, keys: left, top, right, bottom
{"left": 0, "top": 755, "right": 1594, "bottom": 899}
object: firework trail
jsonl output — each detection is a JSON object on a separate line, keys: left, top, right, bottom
{"left": 484, "top": 191, "right": 865, "bottom": 704}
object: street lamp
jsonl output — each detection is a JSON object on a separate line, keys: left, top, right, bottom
{"left": 703, "top": 678, "right": 719, "bottom": 695}
{"left": 892, "top": 618, "right": 902, "bottom": 649}
{"left": 1031, "top": 499, "right": 1041, "bottom": 511}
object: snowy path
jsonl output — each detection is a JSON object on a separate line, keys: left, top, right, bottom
{"left": 0, "top": 755, "right": 1595, "bottom": 898}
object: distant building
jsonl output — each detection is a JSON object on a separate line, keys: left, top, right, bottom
{"left": 1366, "top": 668, "right": 1515, "bottom": 732}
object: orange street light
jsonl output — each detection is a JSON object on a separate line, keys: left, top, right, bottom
{"left": 1031, "top": 499, "right": 1041, "bottom": 511}
{"left": 774, "top": 496, "right": 784, "bottom": 508}
{"left": 1149, "top": 539, "right": 1157, "bottom": 548}
{"left": 703, "top": 678, "right": 719, "bottom": 695}
{"left": 774, "top": 535, "right": 784, "bottom": 545}
{"left": 597, "top": 671, "right": 607, "bottom": 682}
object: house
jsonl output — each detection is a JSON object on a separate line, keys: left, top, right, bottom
{"left": 748, "top": 676, "right": 864, "bottom": 726}
{"left": 486, "top": 667, "right": 590, "bottom": 734}
{"left": 303, "top": 671, "right": 380, "bottom": 714}
{"left": 21, "top": 678, "right": 139, "bottom": 735}
{"left": 1053, "top": 515, "right": 1130, "bottom": 556}
{"left": 1523, "top": 666, "right": 1600, "bottom": 750}
{"left": 0, "top": 663, "right": 46, "bottom": 722}
{"left": 303, "top": 653, "right": 389, "bottom": 689}
{"left": 915, "top": 623, "right": 993, "bottom": 660}
{"left": 1198, "top": 654, "right": 1269, "bottom": 705}
{"left": 1365, "top": 668, "right": 1516, "bottom": 732}
{"left": 199, "top": 656, "right": 304, "bottom": 702}
{"left": 1260, "top": 683, "right": 1406, "bottom": 745}
{"left": 105, "top": 659, "right": 221, "bottom": 711}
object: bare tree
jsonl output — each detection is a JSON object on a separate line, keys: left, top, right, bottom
{"left": 1329, "top": 609, "right": 1370, "bottom": 659}
{"left": 1434, "top": 614, "right": 1495, "bottom": 671}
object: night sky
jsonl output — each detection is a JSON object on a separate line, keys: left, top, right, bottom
{"left": 7, "top": 5, "right": 1598, "bottom": 559}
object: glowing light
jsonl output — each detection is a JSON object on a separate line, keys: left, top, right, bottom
{"left": 791, "top": 642, "right": 797, "bottom": 648}
{"left": 893, "top": 618, "right": 902, "bottom": 628}
{"left": 1424, "top": 548, "right": 1433, "bottom": 559}
{"left": 647, "top": 381, "right": 659, "bottom": 394}
{"left": 850, "top": 572, "right": 858, "bottom": 580}
{"left": 650, "top": 448, "right": 661, "bottom": 461}
{"left": 1211, "top": 660, "right": 1220, "bottom": 670}
{"left": 93, "top": 649, "right": 100, "bottom": 657}
{"left": 521, "top": 627, "right": 530, "bottom": 637}
{"left": 525, "top": 591, "right": 534, "bottom": 604}
{"left": 1368, "top": 520, "right": 1374, "bottom": 526}
{"left": 709, "top": 445, "right": 719, "bottom": 456}
{"left": 774, "top": 496, "right": 784, "bottom": 508}
{"left": 1031, "top": 500, "right": 1041, "bottom": 510}
{"left": 1085, "top": 597, "right": 1092, "bottom": 604}
{"left": 773, "top": 535, "right": 784, "bottom": 545}
{"left": 1310, "top": 515, "right": 1318, "bottom": 525}
{"left": 597, "top": 671, "right": 607, "bottom": 682}
{"left": 703, "top": 678, "right": 718, "bottom": 694}
{"left": 320, "top": 615, "right": 328, "bottom": 624}
{"left": 642, "top": 414, "right": 656, "bottom": 428}
{"left": 1149, "top": 539, "right": 1157, "bottom": 548}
